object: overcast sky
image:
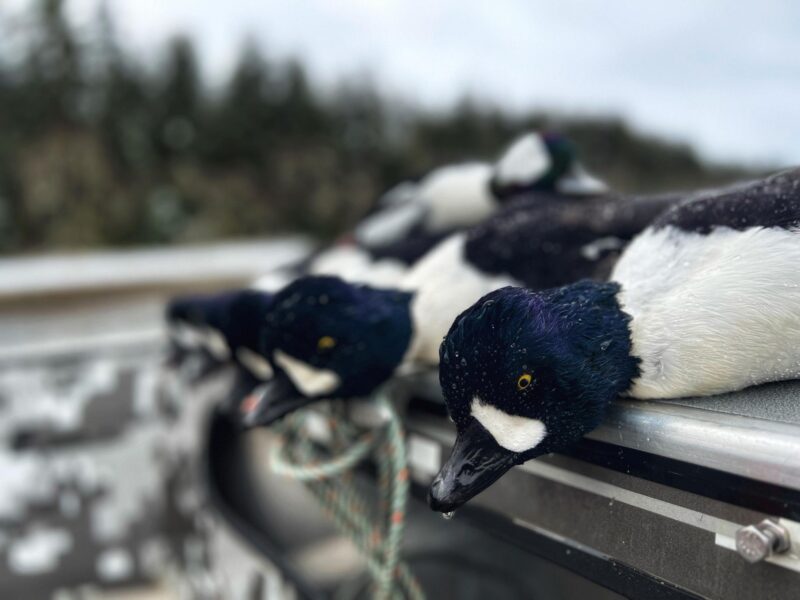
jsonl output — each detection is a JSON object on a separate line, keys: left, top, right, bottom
{"left": 30, "top": 1, "right": 800, "bottom": 165}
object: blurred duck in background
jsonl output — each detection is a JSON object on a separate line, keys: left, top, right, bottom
{"left": 236, "top": 185, "right": 689, "bottom": 425}
{"left": 353, "top": 131, "right": 607, "bottom": 258}
{"left": 166, "top": 130, "right": 607, "bottom": 397}
{"left": 428, "top": 168, "right": 800, "bottom": 513}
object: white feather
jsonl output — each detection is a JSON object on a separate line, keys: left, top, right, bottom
{"left": 556, "top": 162, "right": 609, "bottom": 195}
{"left": 470, "top": 397, "right": 547, "bottom": 452}
{"left": 169, "top": 323, "right": 204, "bottom": 349}
{"left": 401, "top": 234, "right": 519, "bottom": 365}
{"left": 307, "top": 245, "right": 408, "bottom": 288}
{"left": 274, "top": 350, "right": 341, "bottom": 397}
{"left": 353, "top": 201, "right": 427, "bottom": 248}
{"left": 236, "top": 347, "right": 275, "bottom": 381}
{"left": 419, "top": 163, "right": 495, "bottom": 232}
{"left": 614, "top": 225, "right": 800, "bottom": 398}
{"left": 493, "top": 133, "right": 549, "bottom": 188}
{"left": 250, "top": 271, "right": 292, "bottom": 293}
{"left": 202, "top": 327, "right": 230, "bottom": 360}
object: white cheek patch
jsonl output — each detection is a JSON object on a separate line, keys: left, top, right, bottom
{"left": 470, "top": 397, "right": 547, "bottom": 453}
{"left": 202, "top": 327, "right": 230, "bottom": 360}
{"left": 236, "top": 347, "right": 275, "bottom": 381}
{"left": 169, "top": 322, "right": 205, "bottom": 349}
{"left": 494, "top": 133, "right": 549, "bottom": 186}
{"left": 274, "top": 350, "right": 341, "bottom": 397}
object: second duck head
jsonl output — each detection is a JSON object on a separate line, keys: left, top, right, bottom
{"left": 244, "top": 275, "right": 414, "bottom": 425}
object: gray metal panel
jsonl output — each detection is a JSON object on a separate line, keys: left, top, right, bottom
{"left": 394, "top": 372, "right": 800, "bottom": 489}
{"left": 406, "top": 419, "right": 800, "bottom": 600}
{"left": 661, "top": 379, "right": 800, "bottom": 425}
{"left": 588, "top": 400, "right": 800, "bottom": 491}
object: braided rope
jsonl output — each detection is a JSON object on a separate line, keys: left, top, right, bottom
{"left": 268, "top": 429, "right": 375, "bottom": 481}
{"left": 269, "top": 392, "right": 424, "bottom": 600}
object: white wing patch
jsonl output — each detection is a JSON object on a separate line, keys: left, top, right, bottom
{"left": 470, "top": 397, "right": 547, "bottom": 453}
{"left": 274, "top": 350, "right": 340, "bottom": 397}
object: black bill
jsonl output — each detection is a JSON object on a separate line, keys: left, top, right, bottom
{"left": 428, "top": 419, "right": 520, "bottom": 513}
{"left": 236, "top": 371, "right": 313, "bottom": 427}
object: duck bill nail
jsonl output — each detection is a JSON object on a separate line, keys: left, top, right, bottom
{"left": 238, "top": 375, "right": 311, "bottom": 427}
{"left": 428, "top": 420, "right": 518, "bottom": 513}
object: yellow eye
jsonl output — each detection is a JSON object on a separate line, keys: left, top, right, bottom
{"left": 517, "top": 373, "right": 533, "bottom": 390}
{"left": 317, "top": 336, "right": 336, "bottom": 351}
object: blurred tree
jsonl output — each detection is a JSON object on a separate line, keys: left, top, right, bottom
{"left": 204, "top": 40, "right": 273, "bottom": 165}
{"left": 155, "top": 36, "right": 202, "bottom": 159}
{"left": 94, "top": 2, "right": 154, "bottom": 174}
{"left": 275, "top": 60, "right": 330, "bottom": 140}
{"left": 0, "top": 0, "right": 766, "bottom": 255}
{"left": 15, "top": 0, "right": 84, "bottom": 132}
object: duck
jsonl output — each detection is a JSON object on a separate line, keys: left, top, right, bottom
{"left": 165, "top": 289, "right": 277, "bottom": 407}
{"left": 167, "top": 131, "right": 606, "bottom": 391}
{"left": 354, "top": 131, "right": 606, "bottom": 258}
{"left": 428, "top": 167, "right": 800, "bottom": 513}
{"left": 253, "top": 130, "right": 606, "bottom": 288}
{"left": 240, "top": 187, "right": 690, "bottom": 426}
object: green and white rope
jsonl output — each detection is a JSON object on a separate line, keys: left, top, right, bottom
{"left": 269, "top": 392, "right": 424, "bottom": 600}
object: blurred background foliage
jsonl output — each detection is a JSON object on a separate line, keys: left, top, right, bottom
{"left": 0, "top": 0, "right": 767, "bottom": 255}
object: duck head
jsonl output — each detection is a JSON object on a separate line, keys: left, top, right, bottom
{"left": 491, "top": 131, "right": 607, "bottom": 200}
{"left": 241, "top": 275, "right": 414, "bottom": 426}
{"left": 166, "top": 290, "right": 275, "bottom": 384}
{"left": 166, "top": 291, "right": 240, "bottom": 369}
{"left": 429, "top": 283, "right": 638, "bottom": 513}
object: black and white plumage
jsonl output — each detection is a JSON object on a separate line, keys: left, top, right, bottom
{"left": 166, "top": 131, "right": 607, "bottom": 398}
{"left": 353, "top": 131, "right": 606, "bottom": 256}
{"left": 429, "top": 168, "right": 800, "bottom": 512}
{"left": 243, "top": 188, "right": 689, "bottom": 424}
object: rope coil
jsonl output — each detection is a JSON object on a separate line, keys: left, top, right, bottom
{"left": 269, "top": 392, "right": 424, "bottom": 600}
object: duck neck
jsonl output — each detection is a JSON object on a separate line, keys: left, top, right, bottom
{"left": 543, "top": 280, "right": 640, "bottom": 427}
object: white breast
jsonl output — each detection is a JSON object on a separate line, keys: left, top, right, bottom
{"left": 401, "top": 233, "right": 519, "bottom": 365}
{"left": 250, "top": 271, "right": 292, "bottom": 293}
{"left": 307, "top": 245, "right": 409, "bottom": 288}
{"left": 614, "top": 225, "right": 800, "bottom": 399}
{"left": 419, "top": 163, "right": 495, "bottom": 233}
{"left": 353, "top": 201, "right": 426, "bottom": 248}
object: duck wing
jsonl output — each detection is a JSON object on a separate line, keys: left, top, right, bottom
{"left": 653, "top": 168, "right": 800, "bottom": 233}
{"left": 464, "top": 192, "right": 683, "bottom": 289}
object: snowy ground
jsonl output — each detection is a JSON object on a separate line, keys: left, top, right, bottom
{"left": 0, "top": 240, "right": 309, "bottom": 599}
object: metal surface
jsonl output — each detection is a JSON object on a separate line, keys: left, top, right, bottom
{"left": 404, "top": 415, "right": 800, "bottom": 599}
{"left": 587, "top": 400, "right": 800, "bottom": 491}
{"left": 0, "top": 237, "right": 309, "bottom": 300}
{"left": 735, "top": 519, "right": 792, "bottom": 563}
{"left": 397, "top": 371, "right": 800, "bottom": 492}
